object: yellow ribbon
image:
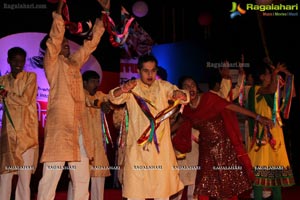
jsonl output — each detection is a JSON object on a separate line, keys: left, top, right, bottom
{"left": 137, "top": 99, "right": 181, "bottom": 147}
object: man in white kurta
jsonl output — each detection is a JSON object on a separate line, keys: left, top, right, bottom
{"left": 108, "top": 54, "right": 189, "bottom": 199}
{"left": 37, "top": 1, "right": 105, "bottom": 200}
{"left": 0, "top": 47, "right": 38, "bottom": 200}
{"left": 67, "top": 70, "right": 111, "bottom": 200}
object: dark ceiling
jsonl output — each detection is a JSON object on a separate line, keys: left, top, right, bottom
{"left": 0, "top": 0, "right": 299, "bottom": 72}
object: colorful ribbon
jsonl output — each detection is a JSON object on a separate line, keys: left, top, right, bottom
{"left": 238, "top": 76, "right": 246, "bottom": 107}
{"left": 132, "top": 91, "right": 182, "bottom": 153}
{"left": 280, "top": 75, "right": 295, "bottom": 119}
{"left": 102, "top": 11, "right": 135, "bottom": 47}
{"left": 61, "top": 0, "right": 93, "bottom": 37}
{"left": 131, "top": 92, "right": 158, "bottom": 151}
{"left": 118, "top": 107, "right": 129, "bottom": 148}
{"left": 101, "top": 110, "right": 113, "bottom": 148}
{"left": 131, "top": 91, "right": 156, "bottom": 109}
{"left": 272, "top": 75, "right": 282, "bottom": 126}
{"left": 253, "top": 126, "right": 280, "bottom": 152}
{"left": 0, "top": 85, "right": 15, "bottom": 130}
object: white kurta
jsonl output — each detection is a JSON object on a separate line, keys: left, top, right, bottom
{"left": 109, "top": 79, "right": 189, "bottom": 198}
{"left": 40, "top": 12, "right": 105, "bottom": 162}
{"left": 0, "top": 72, "right": 38, "bottom": 174}
{"left": 84, "top": 90, "right": 110, "bottom": 177}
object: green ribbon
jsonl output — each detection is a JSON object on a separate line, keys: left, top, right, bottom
{"left": 101, "top": 110, "right": 113, "bottom": 147}
{"left": 0, "top": 85, "right": 16, "bottom": 130}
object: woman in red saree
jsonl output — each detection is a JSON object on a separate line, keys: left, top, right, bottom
{"left": 173, "top": 76, "right": 273, "bottom": 200}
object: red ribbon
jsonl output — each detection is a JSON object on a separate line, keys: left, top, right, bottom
{"left": 102, "top": 11, "right": 135, "bottom": 47}
{"left": 61, "top": 0, "right": 92, "bottom": 36}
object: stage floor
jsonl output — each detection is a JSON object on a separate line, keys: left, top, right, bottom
{"left": 30, "top": 185, "right": 300, "bottom": 200}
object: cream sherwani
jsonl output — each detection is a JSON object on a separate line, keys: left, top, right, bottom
{"left": 37, "top": 11, "right": 105, "bottom": 200}
{"left": 108, "top": 79, "right": 189, "bottom": 199}
{"left": 85, "top": 90, "right": 111, "bottom": 177}
{"left": 68, "top": 90, "right": 111, "bottom": 200}
{"left": 0, "top": 71, "right": 38, "bottom": 200}
{"left": 40, "top": 12, "right": 105, "bottom": 163}
{"left": 0, "top": 71, "right": 38, "bottom": 173}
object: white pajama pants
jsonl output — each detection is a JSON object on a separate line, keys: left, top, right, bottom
{"left": 0, "top": 147, "right": 35, "bottom": 200}
{"left": 37, "top": 134, "right": 90, "bottom": 200}
{"left": 67, "top": 176, "right": 105, "bottom": 200}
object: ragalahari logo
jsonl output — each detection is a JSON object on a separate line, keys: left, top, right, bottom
{"left": 230, "top": 2, "right": 246, "bottom": 19}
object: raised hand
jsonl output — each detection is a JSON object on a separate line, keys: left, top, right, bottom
{"left": 257, "top": 115, "right": 274, "bottom": 129}
{"left": 238, "top": 54, "right": 245, "bottom": 75}
{"left": 121, "top": 79, "right": 137, "bottom": 93}
{"left": 219, "top": 60, "right": 230, "bottom": 79}
{"left": 275, "top": 62, "right": 286, "bottom": 71}
{"left": 101, "top": 101, "right": 113, "bottom": 113}
{"left": 0, "top": 86, "right": 8, "bottom": 98}
{"left": 56, "top": 0, "right": 65, "bottom": 14}
{"left": 173, "top": 90, "right": 187, "bottom": 101}
{"left": 276, "top": 63, "right": 291, "bottom": 76}
{"left": 97, "top": 0, "right": 110, "bottom": 11}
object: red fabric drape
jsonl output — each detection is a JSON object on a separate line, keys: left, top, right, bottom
{"left": 179, "top": 92, "right": 255, "bottom": 181}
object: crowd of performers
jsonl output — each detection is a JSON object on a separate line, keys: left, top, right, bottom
{"left": 0, "top": 0, "right": 296, "bottom": 200}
